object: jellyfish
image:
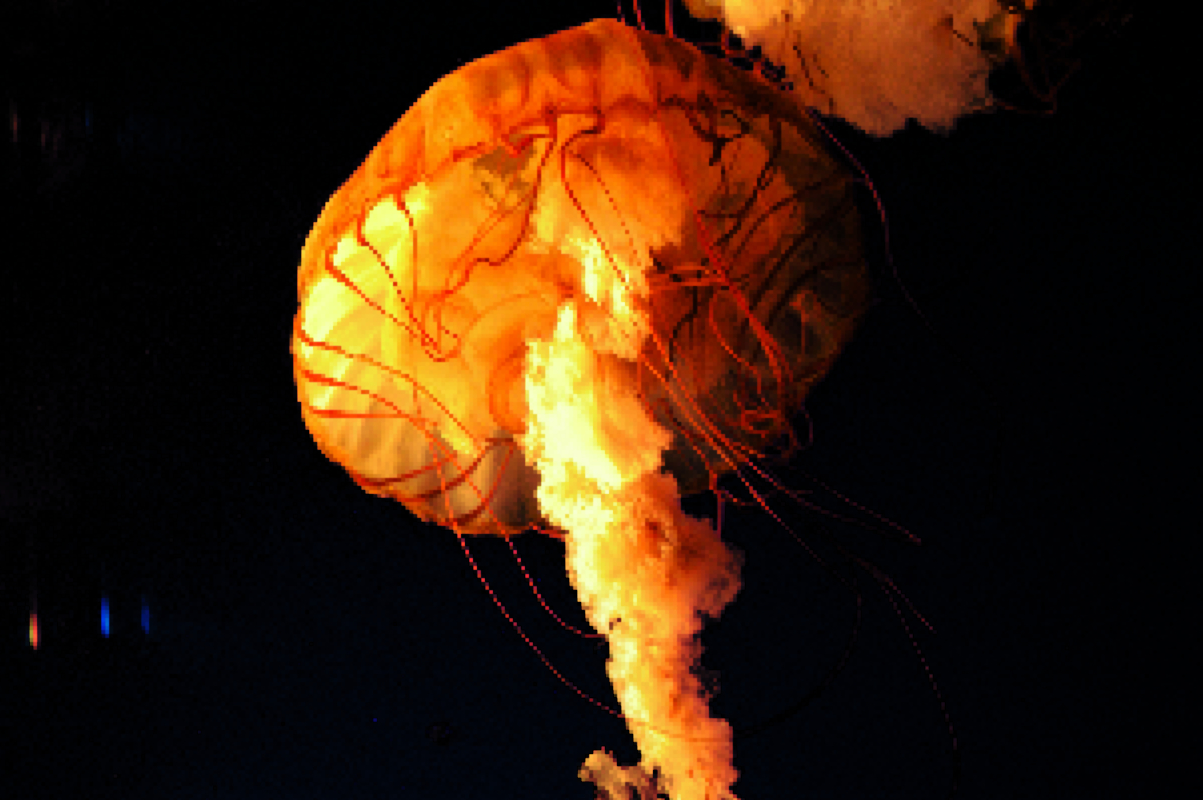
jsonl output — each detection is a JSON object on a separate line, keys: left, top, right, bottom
{"left": 679, "top": 0, "right": 1035, "bottom": 135}
{"left": 292, "top": 4, "right": 1042, "bottom": 799}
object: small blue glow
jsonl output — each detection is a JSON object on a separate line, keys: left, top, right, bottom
{"left": 101, "top": 596, "right": 110, "bottom": 637}
{"left": 141, "top": 599, "right": 150, "bottom": 634}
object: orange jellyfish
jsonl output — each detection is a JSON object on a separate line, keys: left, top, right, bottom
{"left": 292, "top": 18, "right": 868, "bottom": 534}
{"left": 291, "top": 4, "right": 1046, "bottom": 798}
{"left": 293, "top": 18, "right": 864, "bottom": 798}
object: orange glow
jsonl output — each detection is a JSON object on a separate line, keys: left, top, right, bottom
{"left": 29, "top": 612, "right": 38, "bottom": 650}
{"left": 292, "top": 18, "right": 867, "bottom": 798}
{"left": 292, "top": 18, "right": 867, "bottom": 537}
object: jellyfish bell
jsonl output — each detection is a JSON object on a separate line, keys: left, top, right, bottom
{"left": 292, "top": 17, "right": 869, "bottom": 537}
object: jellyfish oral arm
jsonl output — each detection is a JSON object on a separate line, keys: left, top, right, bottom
{"left": 523, "top": 303, "right": 742, "bottom": 800}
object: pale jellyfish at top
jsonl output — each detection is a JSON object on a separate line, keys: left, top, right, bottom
{"left": 291, "top": 2, "right": 1047, "bottom": 798}
{"left": 681, "top": 0, "right": 1034, "bottom": 135}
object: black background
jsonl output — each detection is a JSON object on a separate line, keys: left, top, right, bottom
{"left": 5, "top": 3, "right": 1177, "bottom": 799}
